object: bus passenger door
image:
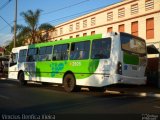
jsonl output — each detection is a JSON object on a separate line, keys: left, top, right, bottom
{"left": 8, "top": 53, "right": 18, "bottom": 79}
{"left": 25, "top": 62, "right": 37, "bottom": 81}
{"left": 25, "top": 48, "right": 38, "bottom": 81}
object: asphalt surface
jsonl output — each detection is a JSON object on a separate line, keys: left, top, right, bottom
{"left": 0, "top": 79, "right": 160, "bottom": 120}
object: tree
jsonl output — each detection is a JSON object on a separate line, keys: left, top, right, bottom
{"left": 11, "top": 9, "right": 54, "bottom": 44}
{"left": 38, "top": 23, "right": 54, "bottom": 42}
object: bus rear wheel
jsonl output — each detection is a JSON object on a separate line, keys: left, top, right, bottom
{"left": 63, "top": 73, "right": 79, "bottom": 92}
{"left": 19, "top": 72, "right": 27, "bottom": 86}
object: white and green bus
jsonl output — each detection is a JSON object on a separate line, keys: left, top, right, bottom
{"left": 8, "top": 32, "right": 147, "bottom": 92}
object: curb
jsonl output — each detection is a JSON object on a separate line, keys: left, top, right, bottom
{"left": 105, "top": 90, "right": 160, "bottom": 98}
{"left": 125, "top": 92, "right": 160, "bottom": 98}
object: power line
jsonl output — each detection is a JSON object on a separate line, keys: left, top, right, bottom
{"left": 0, "top": 0, "right": 12, "bottom": 10}
{"left": 0, "top": 16, "right": 12, "bottom": 27}
{"left": 0, "top": 0, "right": 112, "bottom": 26}
{"left": 46, "top": 5, "right": 110, "bottom": 24}
{"left": 0, "top": 21, "right": 13, "bottom": 32}
{"left": 0, "top": 25, "right": 10, "bottom": 32}
{"left": 0, "top": 0, "right": 159, "bottom": 32}
{"left": 45, "top": 0, "right": 160, "bottom": 25}
{"left": 0, "top": 0, "right": 92, "bottom": 32}
{"left": 16, "top": 0, "right": 92, "bottom": 22}
{"left": 42, "top": 0, "right": 91, "bottom": 15}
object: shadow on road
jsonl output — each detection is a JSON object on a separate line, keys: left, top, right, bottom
{"left": 0, "top": 79, "right": 160, "bottom": 117}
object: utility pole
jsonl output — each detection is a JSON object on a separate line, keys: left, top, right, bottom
{"left": 13, "top": 0, "right": 17, "bottom": 48}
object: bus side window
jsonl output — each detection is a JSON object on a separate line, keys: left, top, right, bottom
{"left": 10, "top": 53, "right": 18, "bottom": 66}
{"left": 27, "top": 48, "right": 38, "bottom": 62}
{"left": 39, "top": 46, "right": 53, "bottom": 61}
{"left": 39, "top": 47, "right": 46, "bottom": 61}
{"left": 91, "top": 38, "right": 111, "bottom": 59}
{"left": 46, "top": 46, "right": 53, "bottom": 60}
{"left": 70, "top": 41, "right": 90, "bottom": 60}
{"left": 19, "top": 49, "right": 27, "bottom": 62}
{"left": 53, "top": 44, "right": 69, "bottom": 60}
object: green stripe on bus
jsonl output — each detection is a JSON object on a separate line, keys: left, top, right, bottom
{"left": 123, "top": 52, "right": 139, "bottom": 65}
{"left": 36, "top": 59, "right": 100, "bottom": 79}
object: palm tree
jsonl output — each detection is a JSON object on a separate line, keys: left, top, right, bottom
{"left": 12, "top": 9, "right": 54, "bottom": 44}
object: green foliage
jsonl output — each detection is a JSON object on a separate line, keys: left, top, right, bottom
{"left": 4, "top": 37, "right": 25, "bottom": 55}
{"left": 11, "top": 9, "right": 54, "bottom": 45}
{"left": 5, "top": 9, "right": 54, "bottom": 55}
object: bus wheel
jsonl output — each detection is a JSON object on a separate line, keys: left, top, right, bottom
{"left": 63, "top": 73, "right": 78, "bottom": 92}
{"left": 89, "top": 87, "right": 106, "bottom": 92}
{"left": 19, "top": 72, "right": 27, "bottom": 86}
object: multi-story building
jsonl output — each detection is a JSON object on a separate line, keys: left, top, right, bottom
{"left": 42, "top": 0, "right": 160, "bottom": 50}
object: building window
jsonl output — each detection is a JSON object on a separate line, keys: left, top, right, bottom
{"left": 146, "top": 18, "right": 154, "bottom": 39}
{"left": 119, "top": 24, "right": 125, "bottom": 32}
{"left": 131, "top": 21, "right": 138, "bottom": 36}
{"left": 48, "top": 32, "right": 51, "bottom": 40}
{"left": 107, "top": 27, "right": 112, "bottom": 32}
{"left": 131, "top": 4, "right": 138, "bottom": 15}
{"left": 107, "top": 12, "right": 113, "bottom": 21}
{"left": 83, "top": 20, "right": 87, "bottom": 28}
{"left": 118, "top": 8, "right": 125, "bottom": 18}
{"left": 76, "top": 22, "right": 80, "bottom": 30}
{"left": 60, "top": 28, "right": 63, "bottom": 35}
{"left": 76, "top": 35, "right": 79, "bottom": 38}
{"left": 83, "top": 33, "right": 87, "bottom": 36}
{"left": 91, "top": 31, "right": 95, "bottom": 35}
{"left": 70, "top": 36, "right": 73, "bottom": 39}
{"left": 54, "top": 29, "right": 58, "bottom": 36}
{"left": 69, "top": 24, "right": 73, "bottom": 32}
{"left": 145, "top": 0, "right": 154, "bottom": 11}
{"left": 91, "top": 17, "right": 96, "bottom": 26}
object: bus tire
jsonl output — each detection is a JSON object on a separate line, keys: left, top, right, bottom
{"left": 89, "top": 87, "right": 106, "bottom": 92}
{"left": 63, "top": 73, "right": 79, "bottom": 92}
{"left": 19, "top": 72, "right": 27, "bottom": 86}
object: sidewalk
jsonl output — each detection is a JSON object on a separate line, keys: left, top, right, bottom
{"left": 106, "top": 85, "right": 160, "bottom": 98}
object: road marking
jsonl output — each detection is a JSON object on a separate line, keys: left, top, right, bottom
{"left": 0, "top": 95, "right": 9, "bottom": 100}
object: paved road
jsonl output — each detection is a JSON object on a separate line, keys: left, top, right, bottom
{"left": 0, "top": 79, "right": 160, "bottom": 120}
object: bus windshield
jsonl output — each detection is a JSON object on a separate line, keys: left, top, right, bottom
{"left": 121, "top": 34, "right": 146, "bottom": 55}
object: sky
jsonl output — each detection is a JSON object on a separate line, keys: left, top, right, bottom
{"left": 0, "top": 0, "right": 121, "bottom": 46}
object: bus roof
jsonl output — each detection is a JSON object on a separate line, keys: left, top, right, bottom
{"left": 12, "top": 46, "right": 28, "bottom": 53}
{"left": 29, "top": 34, "right": 102, "bottom": 48}
{"left": 13, "top": 32, "right": 146, "bottom": 50}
